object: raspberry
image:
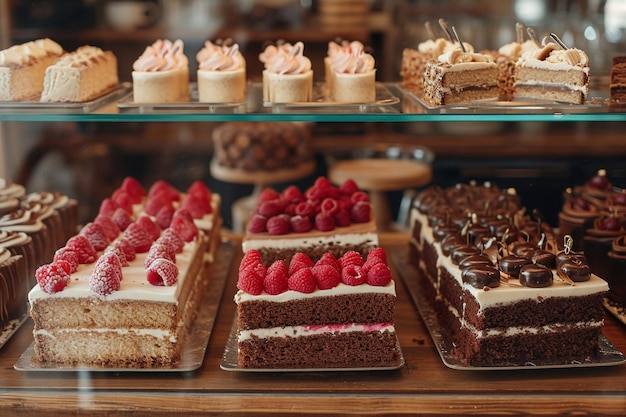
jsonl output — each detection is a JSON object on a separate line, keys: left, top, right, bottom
{"left": 98, "top": 198, "right": 119, "bottom": 217}
{"left": 174, "top": 208, "right": 194, "bottom": 223}
{"left": 79, "top": 222, "right": 110, "bottom": 251}
{"left": 104, "top": 245, "right": 128, "bottom": 267}
{"left": 367, "top": 247, "right": 388, "bottom": 264}
{"left": 339, "top": 179, "right": 360, "bottom": 195}
{"left": 295, "top": 201, "right": 317, "bottom": 218}
{"left": 94, "top": 214, "right": 121, "bottom": 241}
{"left": 170, "top": 213, "right": 198, "bottom": 242}
{"left": 181, "top": 194, "right": 211, "bottom": 218}
{"left": 111, "top": 207, "right": 133, "bottom": 231}
{"left": 350, "top": 191, "right": 370, "bottom": 204}
{"left": 288, "top": 252, "right": 314, "bottom": 275}
{"left": 145, "top": 193, "right": 172, "bottom": 217}
{"left": 315, "top": 252, "right": 341, "bottom": 271}
{"left": 53, "top": 247, "right": 79, "bottom": 273}
{"left": 283, "top": 203, "right": 297, "bottom": 216}
{"left": 66, "top": 235, "right": 97, "bottom": 264}
{"left": 320, "top": 198, "right": 339, "bottom": 214}
{"left": 112, "top": 189, "right": 134, "bottom": 214}
{"left": 121, "top": 176, "right": 146, "bottom": 203}
{"left": 311, "top": 264, "right": 341, "bottom": 290}
{"left": 362, "top": 253, "right": 385, "bottom": 274}
{"left": 280, "top": 185, "right": 304, "bottom": 203}
{"left": 264, "top": 260, "right": 289, "bottom": 295}
{"left": 289, "top": 215, "right": 313, "bottom": 233}
{"left": 305, "top": 185, "right": 327, "bottom": 201}
{"left": 258, "top": 199, "right": 283, "bottom": 218}
{"left": 257, "top": 188, "right": 280, "bottom": 205}
{"left": 123, "top": 222, "right": 153, "bottom": 253}
{"left": 313, "top": 176, "right": 333, "bottom": 189}
{"left": 333, "top": 209, "right": 352, "bottom": 227}
{"left": 113, "top": 238, "right": 136, "bottom": 262}
{"left": 187, "top": 180, "right": 212, "bottom": 202}
{"left": 157, "top": 228, "right": 185, "bottom": 253}
{"left": 340, "top": 251, "right": 365, "bottom": 269}
{"left": 351, "top": 201, "right": 371, "bottom": 223}
{"left": 240, "top": 249, "right": 262, "bottom": 271}
{"left": 145, "top": 242, "right": 176, "bottom": 268}
{"left": 247, "top": 214, "right": 267, "bottom": 233}
{"left": 341, "top": 264, "right": 366, "bottom": 286}
{"left": 146, "top": 258, "right": 179, "bottom": 286}
{"left": 148, "top": 180, "right": 180, "bottom": 202}
{"left": 237, "top": 266, "right": 264, "bottom": 295}
{"left": 89, "top": 259, "right": 121, "bottom": 297}
{"left": 35, "top": 263, "right": 70, "bottom": 294}
{"left": 314, "top": 211, "right": 335, "bottom": 232}
{"left": 137, "top": 215, "right": 161, "bottom": 241}
{"left": 287, "top": 267, "right": 316, "bottom": 293}
{"left": 366, "top": 263, "right": 392, "bottom": 286}
{"left": 155, "top": 204, "right": 175, "bottom": 229}
{"left": 95, "top": 252, "right": 123, "bottom": 281}
{"left": 266, "top": 215, "right": 290, "bottom": 235}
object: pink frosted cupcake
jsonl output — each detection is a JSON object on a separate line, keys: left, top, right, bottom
{"left": 328, "top": 41, "right": 376, "bottom": 103}
{"left": 196, "top": 40, "right": 246, "bottom": 103}
{"left": 260, "top": 41, "right": 312, "bottom": 103}
{"left": 132, "top": 39, "right": 189, "bottom": 102}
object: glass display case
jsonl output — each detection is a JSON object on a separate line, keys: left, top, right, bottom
{"left": 1, "top": 1, "right": 626, "bottom": 415}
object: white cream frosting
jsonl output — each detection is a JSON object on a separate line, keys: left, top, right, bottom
{"left": 0, "top": 38, "right": 63, "bottom": 67}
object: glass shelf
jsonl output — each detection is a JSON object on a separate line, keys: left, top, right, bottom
{"left": 0, "top": 83, "right": 624, "bottom": 123}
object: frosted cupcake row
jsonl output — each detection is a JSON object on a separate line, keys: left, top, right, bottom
{"left": 131, "top": 39, "right": 376, "bottom": 104}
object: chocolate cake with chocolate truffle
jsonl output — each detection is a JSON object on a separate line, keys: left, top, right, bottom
{"left": 409, "top": 181, "right": 609, "bottom": 367}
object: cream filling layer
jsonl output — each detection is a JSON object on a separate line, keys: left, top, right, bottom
{"left": 34, "top": 327, "right": 176, "bottom": 342}
{"left": 238, "top": 323, "right": 395, "bottom": 342}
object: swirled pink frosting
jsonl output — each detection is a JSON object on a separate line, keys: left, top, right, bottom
{"left": 196, "top": 40, "right": 243, "bottom": 71}
{"left": 260, "top": 42, "right": 311, "bottom": 75}
{"left": 330, "top": 41, "right": 375, "bottom": 74}
{"left": 133, "top": 39, "right": 188, "bottom": 72}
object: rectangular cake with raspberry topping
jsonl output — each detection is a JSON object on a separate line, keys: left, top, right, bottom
{"left": 408, "top": 182, "right": 609, "bottom": 367}
{"left": 235, "top": 248, "right": 400, "bottom": 369}
{"left": 242, "top": 177, "right": 378, "bottom": 264}
{"left": 28, "top": 178, "right": 222, "bottom": 367}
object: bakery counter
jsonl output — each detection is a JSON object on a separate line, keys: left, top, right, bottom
{"left": 1, "top": 232, "right": 626, "bottom": 416}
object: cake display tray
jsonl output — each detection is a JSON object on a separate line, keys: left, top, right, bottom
{"left": 0, "top": 313, "right": 28, "bottom": 351}
{"left": 117, "top": 82, "right": 247, "bottom": 113}
{"left": 0, "top": 83, "right": 131, "bottom": 113}
{"left": 220, "top": 316, "right": 405, "bottom": 372}
{"left": 603, "top": 298, "right": 626, "bottom": 327}
{"left": 393, "top": 249, "right": 626, "bottom": 371}
{"left": 14, "top": 241, "right": 234, "bottom": 373}
{"left": 401, "top": 86, "right": 606, "bottom": 115}
{"left": 262, "top": 82, "right": 400, "bottom": 113}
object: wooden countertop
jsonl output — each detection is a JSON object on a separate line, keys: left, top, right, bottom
{"left": 1, "top": 232, "right": 625, "bottom": 416}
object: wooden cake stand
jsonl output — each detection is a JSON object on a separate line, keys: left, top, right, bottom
{"left": 329, "top": 158, "right": 432, "bottom": 231}
{"left": 210, "top": 159, "right": 316, "bottom": 232}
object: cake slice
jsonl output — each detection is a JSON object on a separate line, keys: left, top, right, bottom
{"left": 40, "top": 46, "right": 118, "bottom": 102}
{"left": 515, "top": 41, "right": 590, "bottom": 104}
{"left": 409, "top": 182, "right": 609, "bottom": 366}
{"left": 235, "top": 248, "right": 400, "bottom": 369}
{"left": 423, "top": 49, "right": 498, "bottom": 106}
{"left": 28, "top": 178, "right": 222, "bottom": 367}
{"left": 0, "top": 38, "right": 64, "bottom": 101}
